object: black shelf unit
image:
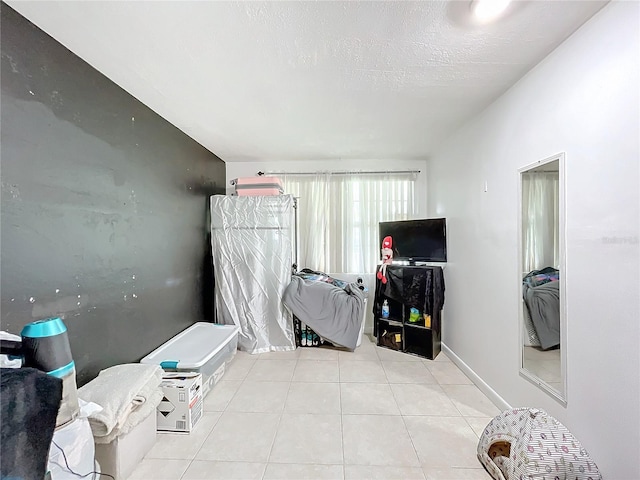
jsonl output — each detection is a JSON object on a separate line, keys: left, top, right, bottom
{"left": 376, "top": 317, "right": 404, "bottom": 351}
{"left": 373, "top": 264, "right": 445, "bottom": 360}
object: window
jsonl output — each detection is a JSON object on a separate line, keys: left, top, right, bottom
{"left": 522, "top": 170, "right": 560, "bottom": 272}
{"left": 282, "top": 172, "right": 416, "bottom": 274}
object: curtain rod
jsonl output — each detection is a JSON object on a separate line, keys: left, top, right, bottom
{"left": 260, "top": 169, "right": 420, "bottom": 176}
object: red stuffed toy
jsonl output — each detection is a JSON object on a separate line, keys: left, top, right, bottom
{"left": 376, "top": 236, "right": 393, "bottom": 284}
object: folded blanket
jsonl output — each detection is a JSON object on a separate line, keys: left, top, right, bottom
{"left": 95, "top": 377, "right": 164, "bottom": 444}
{"left": 78, "top": 364, "right": 163, "bottom": 440}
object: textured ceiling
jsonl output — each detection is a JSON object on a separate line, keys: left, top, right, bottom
{"left": 7, "top": 1, "right": 608, "bottom": 162}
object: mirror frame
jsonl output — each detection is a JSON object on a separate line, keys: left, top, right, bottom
{"left": 517, "top": 152, "right": 567, "bottom": 405}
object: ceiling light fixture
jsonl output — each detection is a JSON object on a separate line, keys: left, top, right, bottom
{"left": 470, "top": 0, "right": 512, "bottom": 23}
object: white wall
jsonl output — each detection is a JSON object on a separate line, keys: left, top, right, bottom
{"left": 428, "top": 2, "right": 639, "bottom": 478}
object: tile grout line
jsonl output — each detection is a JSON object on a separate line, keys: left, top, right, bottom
{"left": 183, "top": 354, "right": 258, "bottom": 474}
{"left": 180, "top": 356, "right": 252, "bottom": 479}
{"left": 440, "top": 381, "right": 480, "bottom": 438}
{"left": 177, "top": 457, "right": 193, "bottom": 480}
{"left": 388, "top": 373, "right": 424, "bottom": 474}
{"left": 175, "top": 361, "right": 255, "bottom": 480}
{"left": 376, "top": 343, "right": 424, "bottom": 474}
{"left": 261, "top": 356, "right": 297, "bottom": 479}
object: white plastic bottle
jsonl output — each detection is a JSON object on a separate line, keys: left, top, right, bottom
{"left": 381, "top": 299, "right": 390, "bottom": 319}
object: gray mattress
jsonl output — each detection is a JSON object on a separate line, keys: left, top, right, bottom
{"left": 283, "top": 276, "right": 365, "bottom": 350}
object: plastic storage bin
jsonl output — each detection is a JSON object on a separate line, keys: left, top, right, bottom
{"left": 140, "top": 323, "right": 239, "bottom": 398}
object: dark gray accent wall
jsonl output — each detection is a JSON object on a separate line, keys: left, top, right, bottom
{"left": 1, "top": 4, "right": 226, "bottom": 386}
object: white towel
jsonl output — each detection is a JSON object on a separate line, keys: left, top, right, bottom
{"left": 78, "top": 363, "right": 163, "bottom": 440}
{"left": 94, "top": 376, "right": 164, "bottom": 444}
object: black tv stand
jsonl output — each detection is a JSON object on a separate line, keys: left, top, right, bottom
{"left": 373, "top": 264, "right": 445, "bottom": 360}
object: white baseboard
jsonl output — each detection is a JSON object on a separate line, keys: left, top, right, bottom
{"left": 442, "top": 343, "right": 511, "bottom": 412}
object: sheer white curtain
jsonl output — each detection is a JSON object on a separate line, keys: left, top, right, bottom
{"left": 282, "top": 172, "right": 416, "bottom": 274}
{"left": 522, "top": 172, "right": 559, "bottom": 272}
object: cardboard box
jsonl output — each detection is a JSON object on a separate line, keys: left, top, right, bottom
{"left": 157, "top": 372, "right": 203, "bottom": 433}
{"left": 94, "top": 410, "right": 157, "bottom": 480}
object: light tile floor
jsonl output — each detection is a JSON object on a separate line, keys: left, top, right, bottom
{"left": 522, "top": 346, "right": 562, "bottom": 392}
{"left": 130, "top": 336, "right": 496, "bottom": 480}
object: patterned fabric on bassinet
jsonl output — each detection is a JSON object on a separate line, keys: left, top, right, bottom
{"left": 477, "top": 407, "right": 602, "bottom": 480}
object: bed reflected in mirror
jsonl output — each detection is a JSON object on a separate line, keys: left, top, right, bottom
{"left": 519, "top": 153, "right": 566, "bottom": 403}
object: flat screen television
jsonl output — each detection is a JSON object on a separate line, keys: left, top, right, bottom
{"left": 379, "top": 218, "right": 447, "bottom": 263}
